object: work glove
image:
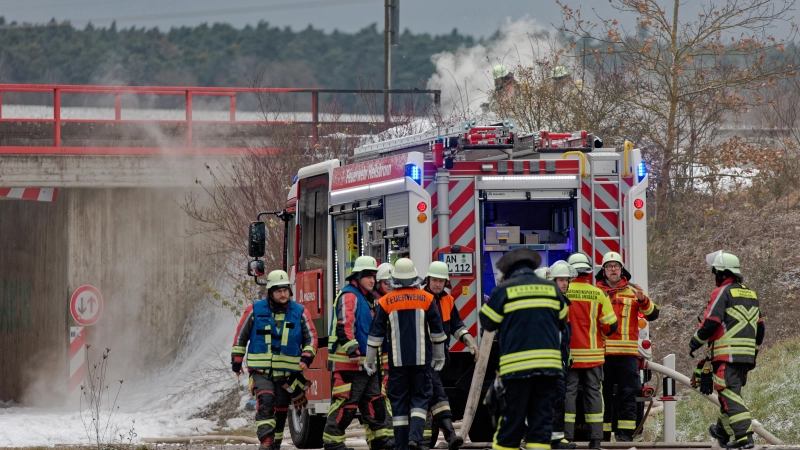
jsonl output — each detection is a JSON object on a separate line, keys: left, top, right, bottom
{"left": 231, "top": 362, "right": 242, "bottom": 374}
{"left": 283, "top": 378, "right": 312, "bottom": 410}
{"left": 699, "top": 370, "right": 714, "bottom": 395}
{"left": 688, "top": 336, "right": 703, "bottom": 358}
{"left": 432, "top": 343, "right": 445, "bottom": 371}
{"left": 364, "top": 345, "right": 379, "bottom": 376}
{"left": 462, "top": 334, "right": 480, "bottom": 362}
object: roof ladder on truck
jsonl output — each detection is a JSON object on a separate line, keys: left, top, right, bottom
{"left": 587, "top": 151, "right": 623, "bottom": 269}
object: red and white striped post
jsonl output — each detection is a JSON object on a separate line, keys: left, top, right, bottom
{"left": 69, "top": 327, "right": 85, "bottom": 395}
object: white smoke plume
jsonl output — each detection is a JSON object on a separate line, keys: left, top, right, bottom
{"left": 427, "top": 17, "right": 559, "bottom": 118}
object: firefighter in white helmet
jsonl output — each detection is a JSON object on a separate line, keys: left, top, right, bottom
{"left": 690, "top": 251, "right": 764, "bottom": 449}
{"left": 546, "top": 261, "right": 577, "bottom": 449}
{"left": 324, "top": 256, "right": 394, "bottom": 450}
{"left": 366, "top": 258, "right": 447, "bottom": 450}
{"left": 231, "top": 270, "right": 318, "bottom": 450}
{"left": 595, "top": 251, "right": 659, "bottom": 442}
{"left": 374, "top": 262, "right": 395, "bottom": 298}
{"left": 420, "top": 260, "right": 479, "bottom": 450}
{"left": 564, "top": 253, "right": 617, "bottom": 449}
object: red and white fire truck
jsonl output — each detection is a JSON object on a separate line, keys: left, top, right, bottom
{"left": 247, "top": 121, "right": 652, "bottom": 447}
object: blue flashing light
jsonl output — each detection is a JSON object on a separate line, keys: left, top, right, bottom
{"left": 637, "top": 160, "right": 647, "bottom": 183}
{"left": 405, "top": 163, "right": 422, "bottom": 185}
{"left": 292, "top": 174, "right": 299, "bottom": 184}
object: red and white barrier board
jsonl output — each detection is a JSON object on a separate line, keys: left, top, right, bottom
{"left": 0, "top": 188, "right": 58, "bottom": 202}
{"left": 69, "top": 327, "right": 85, "bottom": 394}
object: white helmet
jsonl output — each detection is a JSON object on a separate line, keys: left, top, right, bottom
{"left": 376, "top": 262, "right": 394, "bottom": 281}
{"left": 548, "top": 260, "right": 577, "bottom": 281}
{"left": 567, "top": 252, "right": 592, "bottom": 273}
{"left": 534, "top": 267, "right": 549, "bottom": 279}
{"left": 392, "top": 258, "right": 418, "bottom": 280}
{"left": 706, "top": 250, "right": 741, "bottom": 275}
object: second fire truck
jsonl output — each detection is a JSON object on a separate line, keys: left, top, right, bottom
{"left": 247, "top": 121, "right": 653, "bottom": 447}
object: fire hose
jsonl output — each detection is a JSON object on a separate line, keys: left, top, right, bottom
{"left": 643, "top": 360, "right": 781, "bottom": 445}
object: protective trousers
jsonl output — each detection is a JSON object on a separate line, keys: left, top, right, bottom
{"left": 323, "top": 370, "right": 394, "bottom": 450}
{"left": 387, "top": 365, "right": 432, "bottom": 450}
{"left": 552, "top": 368, "right": 567, "bottom": 441}
{"left": 493, "top": 375, "right": 558, "bottom": 450}
{"left": 565, "top": 366, "right": 604, "bottom": 440}
{"left": 420, "top": 371, "right": 453, "bottom": 450}
{"left": 602, "top": 355, "right": 639, "bottom": 440}
{"left": 714, "top": 362, "right": 754, "bottom": 442}
{"left": 250, "top": 372, "right": 291, "bottom": 449}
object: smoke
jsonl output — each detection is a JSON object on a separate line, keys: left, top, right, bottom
{"left": 426, "top": 17, "right": 558, "bottom": 118}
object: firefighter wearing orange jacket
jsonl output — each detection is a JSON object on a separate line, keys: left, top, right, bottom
{"left": 564, "top": 254, "right": 617, "bottom": 449}
{"left": 595, "top": 252, "right": 659, "bottom": 442}
{"left": 366, "top": 258, "right": 448, "bottom": 450}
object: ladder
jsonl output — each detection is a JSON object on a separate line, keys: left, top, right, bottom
{"left": 587, "top": 152, "right": 623, "bottom": 269}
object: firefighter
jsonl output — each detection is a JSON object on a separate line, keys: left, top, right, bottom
{"left": 479, "top": 249, "right": 569, "bottom": 450}
{"left": 492, "top": 64, "right": 515, "bottom": 98}
{"left": 231, "top": 270, "right": 318, "bottom": 450}
{"left": 595, "top": 251, "right": 659, "bottom": 442}
{"left": 564, "top": 253, "right": 618, "bottom": 449}
{"left": 420, "top": 261, "right": 479, "bottom": 450}
{"left": 689, "top": 251, "right": 764, "bottom": 449}
{"left": 366, "top": 258, "right": 448, "bottom": 450}
{"left": 323, "top": 256, "right": 394, "bottom": 450}
{"left": 545, "top": 261, "right": 577, "bottom": 450}
{"left": 375, "top": 262, "right": 395, "bottom": 297}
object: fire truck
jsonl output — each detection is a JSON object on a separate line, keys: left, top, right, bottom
{"left": 246, "top": 120, "right": 652, "bottom": 447}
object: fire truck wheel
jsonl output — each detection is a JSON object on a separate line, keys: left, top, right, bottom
{"left": 468, "top": 404, "right": 494, "bottom": 443}
{"left": 288, "top": 408, "right": 325, "bottom": 448}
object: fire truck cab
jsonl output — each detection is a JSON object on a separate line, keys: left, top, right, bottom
{"left": 248, "top": 122, "right": 652, "bottom": 447}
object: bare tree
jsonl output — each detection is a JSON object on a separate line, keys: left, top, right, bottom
{"left": 558, "top": 0, "right": 797, "bottom": 221}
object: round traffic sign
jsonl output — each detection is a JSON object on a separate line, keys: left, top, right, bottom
{"left": 70, "top": 285, "right": 104, "bottom": 326}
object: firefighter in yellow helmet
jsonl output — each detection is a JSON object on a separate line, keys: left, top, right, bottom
{"left": 492, "top": 64, "right": 515, "bottom": 99}
{"left": 479, "top": 249, "right": 569, "bottom": 450}
{"left": 324, "top": 256, "right": 394, "bottom": 450}
{"left": 595, "top": 251, "right": 659, "bottom": 442}
{"left": 690, "top": 251, "right": 764, "bottom": 449}
{"left": 419, "top": 261, "right": 478, "bottom": 450}
{"left": 231, "top": 270, "right": 318, "bottom": 450}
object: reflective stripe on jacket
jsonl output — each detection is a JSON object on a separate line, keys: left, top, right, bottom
{"left": 597, "top": 278, "right": 658, "bottom": 356}
{"left": 246, "top": 300, "right": 308, "bottom": 372}
{"left": 479, "top": 267, "right": 568, "bottom": 379}
{"left": 328, "top": 283, "right": 375, "bottom": 371}
{"left": 692, "top": 277, "right": 764, "bottom": 366}
{"left": 566, "top": 276, "right": 617, "bottom": 368}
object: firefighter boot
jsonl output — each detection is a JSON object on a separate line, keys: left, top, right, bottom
{"left": 709, "top": 424, "right": 730, "bottom": 448}
{"left": 726, "top": 434, "right": 755, "bottom": 449}
{"left": 439, "top": 418, "right": 463, "bottom": 450}
{"left": 588, "top": 439, "right": 602, "bottom": 449}
{"left": 551, "top": 439, "right": 578, "bottom": 449}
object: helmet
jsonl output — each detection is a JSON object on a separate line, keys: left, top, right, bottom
{"left": 392, "top": 258, "right": 418, "bottom": 280}
{"left": 567, "top": 252, "right": 592, "bottom": 273}
{"left": 602, "top": 252, "right": 624, "bottom": 268}
{"left": 492, "top": 64, "right": 510, "bottom": 80}
{"left": 551, "top": 65, "right": 569, "bottom": 79}
{"left": 534, "top": 267, "right": 549, "bottom": 279}
{"left": 426, "top": 261, "right": 450, "bottom": 280}
{"left": 266, "top": 269, "right": 293, "bottom": 298}
{"left": 548, "top": 260, "right": 577, "bottom": 280}
{"left": 706, "top": 250, "right": 741, "bottom": 275}
{"left": 349, "top": 255, "right": 378, "bottom": 279}
{"left": 376, "top": 262, "right": 394, "bottom": 281}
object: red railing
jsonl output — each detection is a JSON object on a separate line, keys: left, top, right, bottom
{"left": 0, "top": 84, "right": 440, "bottom": 155}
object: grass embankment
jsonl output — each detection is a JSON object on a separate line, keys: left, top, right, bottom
{"left": 645, "top": 337, "right": 800, "bottom": 444}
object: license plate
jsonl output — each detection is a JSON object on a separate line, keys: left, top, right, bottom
{"left": 440, "top": 253, "right": 474, "bottom": 275}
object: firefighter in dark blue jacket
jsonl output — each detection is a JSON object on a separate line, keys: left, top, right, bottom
{"left": 231, "top": 270, "right": 318, "bottom": 450}
{"left": 479, "top": 249, "right": 569, "bottom": 450}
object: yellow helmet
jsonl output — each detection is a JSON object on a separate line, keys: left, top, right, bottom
{"left": 492, "top": 64, "right": 510, "bottom": 79}
{"left": 567, "top": 252, "right": 592, "bottom": 273}
{"left": 266, "top": 270, "right": 293, "bottom": 297}
{"left": 426, "top": 261, "right": 450, "bottom": 280}
{"left": 602, "top": 251, "right": 624, "bottom": 268}
{"left": 551, "top": 65, "right": 569, "bottom": 79}
{"left": 392, "top": 258, "right": 418, "bottom": 280}
{"left": 349, "top": 255, "right": 378, "bottom": 279}
{"left": 706, "top": 250, "right": 741, "bottom": 275}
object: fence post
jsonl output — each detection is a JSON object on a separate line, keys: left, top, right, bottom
{"left": 54, "top": 88, "right": 61, "bottom": 147}
{"left": 311, "top": 91, "right": 319, "bottom": 147}
{"left": 115, "top": 93, "right": 122, "bottom": 121}
{"left": 229, "top": 94, "right": 236, "bottom": 122}
{"left": 663, "top": 354, "right": 677, "bottom": 442}
{"left": 186, "top": 90, "right": 193, "bottom": 148}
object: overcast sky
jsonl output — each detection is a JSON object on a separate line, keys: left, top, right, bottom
{"left": 0, "top": 0, "right": 795, "bottom": 39}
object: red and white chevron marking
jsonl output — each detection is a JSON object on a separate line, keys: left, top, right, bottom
{"left": 69, "top": 327, "right": 85, "bottom": 394}
{"left": 581, "top": 177, "right": 634, "bottom": 264}
{"left": 0, "top": 188, "right": 58, "bottom": 202}
{"left": 426, "top": 178, "right": 478, "bottom": 351}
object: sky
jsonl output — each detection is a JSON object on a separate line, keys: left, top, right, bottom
{"left": 0, "top": 0, "right": 795, "bottom": 39}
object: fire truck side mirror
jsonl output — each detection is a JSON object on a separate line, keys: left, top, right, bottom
{"left": 248, "top": 259, "right": 266, "bottom": 281}
{"left": 249, "top": 221, "right": 266, "bottom": 257}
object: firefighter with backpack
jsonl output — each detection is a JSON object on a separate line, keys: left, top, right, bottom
{"left": 230, "top": 270, "right": 318, "bottom": 450}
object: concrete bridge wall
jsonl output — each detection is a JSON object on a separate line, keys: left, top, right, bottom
{"left": 0, "top": 187, "right": 214, "bottom": 404}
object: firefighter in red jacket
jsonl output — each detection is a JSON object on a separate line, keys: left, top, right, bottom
{"left": 689, "top": 251, "right": 764, "bottom": 449}
{"left": 420, "top": 261, "right": 479, "bottom": 450}
{"left": 366, "top": 258, "right": 448, "bottom": 450}
{"left": 595, "top": 251, "right": 659, "bottom": 442}
{"left": 323, "top": 256, "right": 394, "bottom": 450}
{"left": 564, "top": 253, "right": 617, "bottom": 449}
{"left": 231, "top": 270, "right": 318, "bottom": 450}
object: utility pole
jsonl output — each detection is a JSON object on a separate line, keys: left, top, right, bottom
{"left": 384, "top": 0, "right": 398, "bottom": 125}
